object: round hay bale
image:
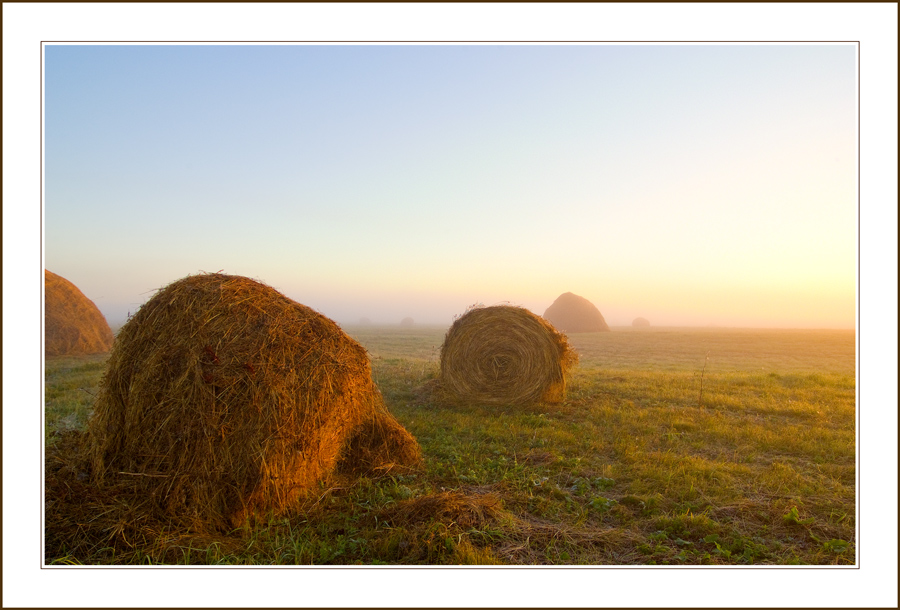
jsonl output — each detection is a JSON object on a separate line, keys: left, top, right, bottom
{"left": 438, "top": 305, "right": 577, "bottom": 406}
{"left": 400, "top": 316, "right": 415, "bottom": 327}
{"left": 543, "top": 292, "right": 610, "bottom": 333}
{"left": 45, "top": 270, "right": 114, "bottom": 357}
{"left": 87, "top": 273, "right": 420, "bottom": 529}
{"left": 632, "top": 317, "right": 651, "bottom": 327}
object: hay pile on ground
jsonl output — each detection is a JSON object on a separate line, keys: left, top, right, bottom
{"left": 44, "top": 270, "right": 113, "bottom": 357}
{"left": 378, "top": 489, "right": 505, "bottom": 530}
{"left": 437, "top": 305, "right": 577, "bottom": 406}
{"left": 84, "top": 272, "right": 421, "bottom": 531}
{"left": 371, "top": 487, "right": 508, "bottom": 563}
{"left": 543, "top": 292, "right": 610, "bottom": 333}
{"left": 632, "top": 317, "right": 651, "bottom": 327}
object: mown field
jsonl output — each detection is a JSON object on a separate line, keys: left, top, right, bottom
{"left": 45, "top": 326, "right": 856, "bottom": 565}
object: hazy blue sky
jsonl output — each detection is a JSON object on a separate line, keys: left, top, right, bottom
{"left": 44, "top": 43, "right": 857, "bottom": 328}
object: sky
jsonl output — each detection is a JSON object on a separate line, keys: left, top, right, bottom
{"left": 43, "top": 43, "right": 858, "bottom": 328}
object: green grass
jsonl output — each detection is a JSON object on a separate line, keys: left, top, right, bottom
{"left": 44, "top": 353, "right": 109, "bottom": 447}
{"left": 44, "top": 326, "right": 856, "bottom": 565}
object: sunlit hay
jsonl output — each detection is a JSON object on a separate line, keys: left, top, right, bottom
{"left": 336, "top": 414, "right": 422, "bottom": 477}
{"left": 437, "top": 304, "right": 578, "bottom": 406}
{"left": 543, "top": 292, "right": 610, "bottom": 333}
{"left": 453, "top": 538, "right": 505, "bottom": 565}
{"left": 44, "top": 270, "right": 114, "bottom": 357}
{"left": 87, "top": 272, "right": 421, "bottom": 531}
{"left": 377, "top": 489, "right": 505, "bottom": 530}
{"left": 632, "top": 317, "right": 651, "bottom": 327}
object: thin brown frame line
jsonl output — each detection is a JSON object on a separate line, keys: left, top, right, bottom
{"left": 41, "top": 39, "right": 862, "bottom": 42}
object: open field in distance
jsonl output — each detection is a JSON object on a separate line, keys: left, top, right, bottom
{"left": 345, "top": 325, "right": 856, "bottom": 374}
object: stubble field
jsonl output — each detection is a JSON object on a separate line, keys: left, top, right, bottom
{"left": 45, "top": 326, "right": 856, "bottom": 565}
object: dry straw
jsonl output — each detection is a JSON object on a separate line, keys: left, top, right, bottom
{"left": 437, "top": 304, "right": 577, "bottom": 406}
{"left": 378, "top": 489, "right": 504, "bottom": 530}
{"left": 86, "top": 272, "right": 421, "bottom": 530}
{"left": 44, "top": 270, "right": 114, "bottom": 357}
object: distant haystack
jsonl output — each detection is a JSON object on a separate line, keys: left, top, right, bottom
{"left": 437, "top": 305, "right": 577, "bottom": 406}
{"left": 542, "top": 292, "right": 610, "bottom": 333}
{"left": 44, "top": 270, "right": 114, "bottom": 357}
{"left": 632, "top": 317, "right": 651, "bottom": 327}
{"left": 359, "top": 317, "right": 373, "bottom": 325}
{"left": 400, "top": 317, "right": 415, "bottom": 327}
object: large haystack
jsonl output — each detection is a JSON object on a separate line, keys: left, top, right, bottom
{"left": 87, "top": 273, "right": 420, "bottom": 529}
{"left": 438, "top": 305, "right": 577, "bottom": 406}
{"left": 542, "top": 292, "right": 610, "bottom": 333}
{"left": 632, "top": 317, "right": 651, "bottom": 327}
{"left": 44, "top": 270, "right": 113, "bottom": 357}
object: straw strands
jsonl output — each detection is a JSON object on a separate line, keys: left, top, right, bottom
{"left": 437, "top": 305, "right": 577, "bottom": 406}
{"left": 86, "top": 272, "right": 421, "bottom": 530}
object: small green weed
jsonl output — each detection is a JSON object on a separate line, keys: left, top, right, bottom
{"left": 820, "top": 538, "right": 851, "bottom": 554}
{"left": 784, "top": 506, "right": 816, "bottom": 526}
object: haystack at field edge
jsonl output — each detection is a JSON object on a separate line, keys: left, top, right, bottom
{"left": 44, "top": 270, "right": 114, "bottom": 357}
{"left": 44, "top": 280, "right": 856, "bottom": 565}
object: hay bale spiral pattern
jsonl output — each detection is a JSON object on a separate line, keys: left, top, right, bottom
{"left": 438, "top": 305, "right": 577, "bottom": 406}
